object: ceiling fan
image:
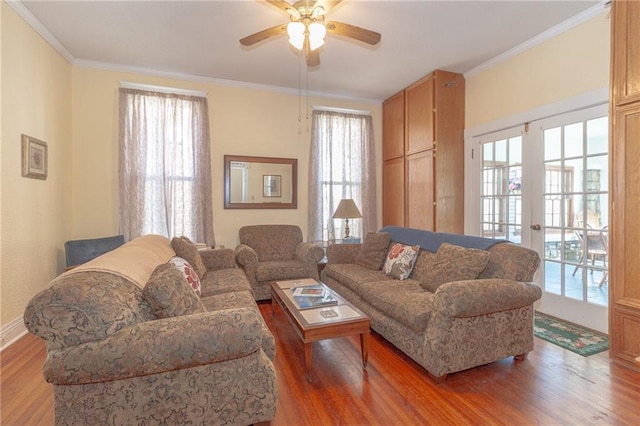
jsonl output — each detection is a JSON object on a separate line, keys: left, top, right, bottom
{"left": 240, "top": 0, "right": 382, "bottom": 67}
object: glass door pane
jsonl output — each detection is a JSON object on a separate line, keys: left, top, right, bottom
{"left": 481, "top": 135, "right": 523, "bottom": 243}
{"left": 542, "top": 116, "right": 609, "bottom": 308}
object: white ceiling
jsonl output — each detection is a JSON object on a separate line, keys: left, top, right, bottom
{"left": 15, "top": 0, "right": 605, "bottom": 101}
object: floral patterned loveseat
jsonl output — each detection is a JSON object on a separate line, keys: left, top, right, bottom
{"left": 321, "top": 226, "right": 542, "bottom": 382}
{"left": 24, "top": 234, "right": 277, "bottom": 425}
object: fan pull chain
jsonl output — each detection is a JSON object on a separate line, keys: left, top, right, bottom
{"left": 298, "top": 48, "right": 303, "bottom": 122}
{"left": 305, "top": 57, "right": 310, "bottom": 121}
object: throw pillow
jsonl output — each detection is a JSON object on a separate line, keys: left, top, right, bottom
{"left": 420, "top": 243, "right": 491, "bottom": 292}
{"left": 169, "top": 256, "right": 202, "bottom": 296}
{"left": 171, "top": 236, "right": 207, "bottom": 279}
{"left": 383, "top": 243, "right": 420, "bottom": 280}
{"left": 355, "top": 232, "right": 391, "bottom": 270}
{"left": 142, "top": 263, "right": 206, "bottom": 319}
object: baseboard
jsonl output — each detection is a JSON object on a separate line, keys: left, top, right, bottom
{"left": 0, "top": 316, "right": 28, "bottom": 352}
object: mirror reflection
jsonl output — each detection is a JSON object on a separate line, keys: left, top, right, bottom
{"left": 224, "top": 155, "right": 297, "bottom": 209}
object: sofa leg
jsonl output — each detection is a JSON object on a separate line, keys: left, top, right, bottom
{"left": 514, "top": 352, "right": 528, "bottom": 361}
{"left": 427, "top": 371, "right": 448, "bottom": 384}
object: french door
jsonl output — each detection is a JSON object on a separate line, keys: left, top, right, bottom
{"left": 477, "top": 104, "right": 609, "bottom": 333}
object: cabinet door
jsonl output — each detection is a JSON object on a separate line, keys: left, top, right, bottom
{"left": 405, "top": 75, "right": 434, "bottom": 155}
{"left": 383, "top": 91, "right": 405, "bottom": 161}
{"left": 610, "top": 103, "right": 640, "bottom": 370}
{"left": 382, "top": 158, "right": 405, "bottom": 226}
{"left": 405, "top": 150, "right": 434, "bottom": 231}
{"left": 612, "top": 0, "right": 640, "bottom": 106}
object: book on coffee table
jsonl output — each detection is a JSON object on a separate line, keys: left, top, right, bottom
{"left": 292, "top": 285, "right": 326, "bottom": 297}
{"left": 292, "top": 290, "right": 338, "bottom": 309}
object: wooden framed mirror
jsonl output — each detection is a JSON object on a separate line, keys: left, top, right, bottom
{"left": 224, "top": 155, "right": 298, "bottom": 209}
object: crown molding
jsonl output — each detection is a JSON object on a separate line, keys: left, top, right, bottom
{"left": 7, "top": 0, "right": 74, "bottom": 64}
{"left": 464, "top": 0, "right": 610, "bottom": 78}
{"left": 75, "top": 59, "right": 382, "bottom": 104}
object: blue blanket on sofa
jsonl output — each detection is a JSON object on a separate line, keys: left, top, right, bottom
{"left": 379, "top": 226, "right": 507, "bottom": 253}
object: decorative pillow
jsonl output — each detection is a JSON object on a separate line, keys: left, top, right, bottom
{"left": 169, "top": 256, "right": 202, "bottom": 296}
{"left": 420, "top": 243, "right": 491, "bottom": 292}
{"left": 142, "top": 263, "right": 206, "bottom": 319}
{"left": 171, "top": 236, "right": 207, "bottom": 279}
{"left": 383, "top": 243, "right": 420, "bottom": 280}
{"left": 355, "top": 232, "right": 391, "bottom": 270}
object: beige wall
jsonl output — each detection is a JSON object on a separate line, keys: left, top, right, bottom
{"left": 1, "top": 3, "right": 73, "bottom": 327}
{"left": 465, "top": 13, "right": 610, "bottom": 129}
{"left": 1, "top": 4, "right": 382, "bottom": 332}
{"left": 71, "top": 68, "right": 382, "bottom": 249}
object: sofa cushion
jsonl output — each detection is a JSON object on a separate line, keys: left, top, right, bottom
{"left": 169, "top": 256, "right": 201, "bottom": 296}
{"left": 143, "top": 263, "right": 206, "bottom": 318}
{"left": 323, "top": 263, "right": 394, "bottom": 294}
{"left": 255, "top": 260, "right": 307, "bottom": 282}
{"left": 358, "top": 280, "right": 434, "bottom": 333}
{"left": 200, "top": 268, "right": 254, "bottom": 298}
{"left": 355, "top": 232, "right": 391, "bottom": 270}
{"left": 383, "top": 243, "right": 420, "bottom": 280}
{"left": 478, "top": 242, "right": 541, "bottom": 281}
{"left": 201, "top": 290, "right": 257, "bottom": 312}
{"left": 408, "top": 250, "right": 438, "bottom": 282}
{"left": 171, "top": 237, "right": 207, "bottom": 279}
{"left": 420, "top": 243, "right": 491, "bottom": 292}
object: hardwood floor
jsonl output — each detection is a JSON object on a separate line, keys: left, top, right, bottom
{"left": 2, "top": 302, "right": 640, "bottom": 425}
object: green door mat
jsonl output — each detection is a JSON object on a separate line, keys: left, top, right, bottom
{"left": 534, "top": 312, "right": 609, "bottom": 357}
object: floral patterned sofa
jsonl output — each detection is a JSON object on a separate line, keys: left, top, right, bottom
{"left": 321, "top": 226, "right": 542, "bottom": 382}
{"left": 24, "top": 234, "right": 277, "bottom": 425}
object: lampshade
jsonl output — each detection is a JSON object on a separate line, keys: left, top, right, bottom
{"left": 287, "top": 22, "right": 305, "bottom": 50}
{"left": 308, "top": 22, "right": 326, "bottom": 50}
{"left": 287, "top": 21, "right": 326, "bottom": 52}
{"left": 333, "top": 199, "right": 362, "bottom": 219}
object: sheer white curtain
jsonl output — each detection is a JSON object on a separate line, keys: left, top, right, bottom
{"left": 308, "top": 109, "right": 376, "bottom": 242}
{"left": 119, "top": 88, "right": 215, "bottom": 245}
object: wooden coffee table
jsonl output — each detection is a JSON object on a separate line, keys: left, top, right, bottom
{"left": 271, "top": 278, "right": 371, "bottom": 382}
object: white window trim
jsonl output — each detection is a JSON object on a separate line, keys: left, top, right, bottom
{"left": 119, "top": 81, "right": 207, "bottom": 98}
{"left": 464, "top": 88, "right": 608, "bottom": 235}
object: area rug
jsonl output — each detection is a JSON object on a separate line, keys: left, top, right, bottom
{"left": 534, "top": 312, "right": 609, "bottom": 357}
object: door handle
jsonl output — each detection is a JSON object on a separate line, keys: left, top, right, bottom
{"left": 530, "top": 224, "right": 541, "bottom": 231}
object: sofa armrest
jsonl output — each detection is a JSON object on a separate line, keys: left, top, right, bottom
{"left": 295, "top": 242, "right": 324, "bottom": 264}
{"left": 235, "top": 244, "right": 258, "bottom": 266}
{"left": 43, "top": 307, "right": 263, "bottom": 385}
{"left": 433, "top": 279, "right": 542, "bottom": 318}
{"left": 200, "top": 248, "right": 236, "bottom": 271}
{"left": 326, "top": 243, "right": 361, "bottom": 264}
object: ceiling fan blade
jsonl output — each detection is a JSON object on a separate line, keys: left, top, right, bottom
{"left": 306, "top": 48, "right": 320, "bottom": 67}
{"left": 325, "top": 21, "right": 381, "bottom": 45}
{"left": 240, "top": 24, "right": 288, "bottom": 46}
{"left": 315, "top": 0, "right": 343, "bottom": 12}
{"left": 265, "top": 0, "right": 294, "bottom": 13}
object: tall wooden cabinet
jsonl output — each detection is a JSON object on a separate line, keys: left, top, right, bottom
{"left": 382, "top": 70, "right": 465, "bottom": 233}
{"left": 609, "top": 0, "right": 640, "bottom": 372}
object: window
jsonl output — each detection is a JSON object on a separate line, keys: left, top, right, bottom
{"left": 480, "top": 134, "right": 523, "bottom": 242}
{"left": 308, "top": 109, "right": 376, "bottom": 242}
{"left": 119, "top": 87, "right": 214, "bottom": 244}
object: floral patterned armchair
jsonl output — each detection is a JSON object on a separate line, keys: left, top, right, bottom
{"left": 235, "top": 225, "right": 324, "bottom": 300}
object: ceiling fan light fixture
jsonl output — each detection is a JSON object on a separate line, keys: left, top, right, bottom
{"left": 308, "top": 22, "right": 326, "bottom": 51}
{"left": 287, "top": 21, "right": 305, "bottom": 50}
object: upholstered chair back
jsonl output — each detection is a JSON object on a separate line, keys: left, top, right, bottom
{"left": 239, "top": 225, "right": 303, "bottom": 262}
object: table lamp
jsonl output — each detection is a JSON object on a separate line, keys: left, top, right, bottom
{"left": 332, "top": 199, "right": 362, "bottom": 239}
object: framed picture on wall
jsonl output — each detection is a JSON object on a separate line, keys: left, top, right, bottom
{"left": 21, "top": 134, "right": 48, "bottom": 180}
{"left": 263, "top": 175, "right": 281, "bottom": 197}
